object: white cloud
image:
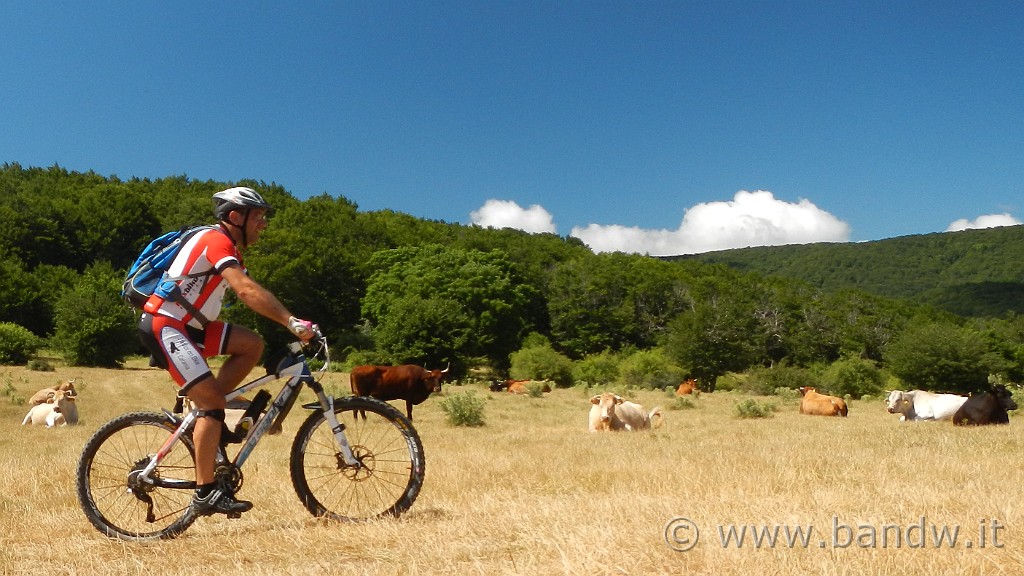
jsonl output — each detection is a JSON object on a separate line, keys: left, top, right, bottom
{"left": 570, "top": 190, "right": 851, "bottom": 256}
{"left": 946, "top": 213, "right": 1022, "bottom": 232}
{"left": 470, "top": 199, "right": 557, "bottom": 234}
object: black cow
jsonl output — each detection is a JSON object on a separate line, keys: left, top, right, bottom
{"left": 953, "top": 385, "right": 1018, "bottom": 426}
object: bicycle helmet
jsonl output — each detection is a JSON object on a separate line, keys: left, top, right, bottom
{"left": 212, "top": 187, "right": 271, "bottom": 220}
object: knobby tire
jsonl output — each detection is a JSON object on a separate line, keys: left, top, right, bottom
{"left": 76, "top": 411, "right": 197, "bottom": 541}
{"left": 290, "top": 396, "right": 425, "bottom": 521}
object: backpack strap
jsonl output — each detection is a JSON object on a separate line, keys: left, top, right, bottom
{"left": 161, "top": 225, "right": 219, "bottom": 327}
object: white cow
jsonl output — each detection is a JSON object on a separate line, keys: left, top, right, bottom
{"left": 588, "top": 392, "right": 663, "bottom": 432}
{"left": 886, "top": 390, "right": 968, "bottom": 422}
{"left": 22, "top": 389, "right": 78, "bottom": 427}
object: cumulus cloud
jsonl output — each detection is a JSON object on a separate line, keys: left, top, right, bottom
{"left": 470, "top": 199, "right": 557, "bottom": 234}
{"left": 571, "top": 190, "right": 851, "bottom": 256}
{"left": 946, "top": 213, "right": 1022, "bottom": 232}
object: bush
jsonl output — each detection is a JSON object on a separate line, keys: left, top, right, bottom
{"left": 618, "top": 348, "right": 686, "bottom": 390}
{"left": 0, "top": 323, "right": 42, "bottom": 365}
{"left": 524, "top": 381, "right": 547, "bottom": 398}
{"left": 669, "top": 396, "right": 696, "bottom": 410}
{"left": 27, "top": 359, "right": 55, "bottom": 372}
{"left": 741, "top": 364, "right": 818, "bottom": 396}
{"left": 734, "top": 398, "right": 777, "bottom": 419}
{"left": 773, "top": 386, "right": 801, "bottom": 400}
{"left": 50, "top": 263, "right": 138, "bottom": 367}
{"left": 438, "top": 390, "right": 486, "bottom": 427}
{"left": 509, "top": 344, "right": 574, "bottom": 387}
{"left": 572, "top": 351, "right": 621, "bottom": 388}
{"left": 821, "top": 356, "right": 885, "bottom": 399}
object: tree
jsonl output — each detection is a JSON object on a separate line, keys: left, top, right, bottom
{"left": 51, "top": 262, "right": 138, "bottom": 367}
{"left": 238, "top": 194, "right": 367, "bottom": 352}
{"left": 546, "top": 254, "right": 635, "bottom": 358}
{"left": 884, "top": 320, "right": 1006, "bottom": 394}
{"left": 361, "top": 244, "right": 537, "bottom": 369}
{"left": 662, "top": 275, "right": 760, "bottom": 391}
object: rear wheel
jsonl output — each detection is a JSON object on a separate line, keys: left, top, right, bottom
{"left": 290, "top": 396, "right": 425, "bottom": 521}
{"left": 76, "top": 412, "right": 197, "bottom": 541}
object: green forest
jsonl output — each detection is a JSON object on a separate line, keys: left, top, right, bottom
{"left": 2, "top": 162, "right": 1023, "bottom": 397}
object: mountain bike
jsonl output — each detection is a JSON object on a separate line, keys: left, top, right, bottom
{"left": 75, "top": 328, "right": 425, "bottom": 541}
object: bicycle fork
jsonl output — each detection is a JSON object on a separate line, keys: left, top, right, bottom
{"left": 306, "top": 383, "right": 361, "bottom": 469}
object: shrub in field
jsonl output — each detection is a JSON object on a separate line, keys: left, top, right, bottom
{"left": 821, "top": 356, "right": 884, "bottom": 399}
{"left": 773, "top": 386, "right": 800, "bottom": 400}
{"left": 618, "top": 348, "right": 686, "bottom": 390}
{"left": 669, "top": 396, "right": 696, "bottom": 410}
{"left": 439, "top": 391, "right": 486, "bottom": 427}
{"left": 509, "top": 344, "right": 574, "bottom": 387}
{"left": 572, "top": 351, "right": 621, "bottom": 388}
{"left": 0, "top": 323, "right": 41, "bottom": 365}
{"left": 734, "top": 398, "right": 777, "bottom": 419}
{"left": 27, "top": 359, "right": 55, "bottom": 372}
{"left": 525, "top": 381, "right": 547, "bottom": 398}
{"left": 51, "top": 263, "right": 138, "bottom": 367}
{"left": 741, "top": 364, "right": 817, "bottom": 396}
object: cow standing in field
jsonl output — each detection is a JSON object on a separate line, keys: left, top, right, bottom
{"left": 953, "top": 385, "right": 1018, "bottom": 426}
{"left": 350, "top": 364, "right": 449, "bottom": 421}
{"left": 798, "top": 387, "right": 848, "bottom": 417}
{"left": 885, "top": 390, "right": 967, "bottom": 422}
{"left": 588, "top": 392, "right": 663, "bottom": 432}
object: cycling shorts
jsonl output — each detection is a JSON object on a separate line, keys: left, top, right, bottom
{"left": 138, "top": 313, "right": 232, "bottom": 391}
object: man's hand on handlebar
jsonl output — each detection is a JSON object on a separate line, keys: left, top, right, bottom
{"left": 288, "top": 316, "right": 317, "bottom": 342}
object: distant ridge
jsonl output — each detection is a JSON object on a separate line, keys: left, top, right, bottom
{"left": 665, "top": 225, "right": 1024, "bottom": 318}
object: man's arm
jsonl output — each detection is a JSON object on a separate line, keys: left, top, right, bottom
{"left": 220, "top": 264, "right": 298, "bottom": 330}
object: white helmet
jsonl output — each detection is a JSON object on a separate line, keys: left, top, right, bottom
{"left": 212, "top": 187, "right": 271, "bottom": 220}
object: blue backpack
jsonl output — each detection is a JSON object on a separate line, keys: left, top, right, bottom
{"left": 122, "top": 226, "right": 215, "bottom": 324}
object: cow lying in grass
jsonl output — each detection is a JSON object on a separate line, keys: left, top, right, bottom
{"left": 885, "top": 389, "right": 967, "bottom": 422}
{"left": 588, "top": 392, "right": 663, "bottom": 432}
{"left": 953, "top": 385, "right": 1018, "bottom": 426}
{"left": 798, "top": 387, "right": 848, "bottom": 417}
{"left": 22, "top": 388, "right": 78, "bottom": 427}
{"left": 28, "top": 379, "right": 77, "bottom": 406}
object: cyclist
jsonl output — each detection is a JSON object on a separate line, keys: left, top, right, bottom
{"left": 138, "top": 186, "right": 315, "bottom": 517}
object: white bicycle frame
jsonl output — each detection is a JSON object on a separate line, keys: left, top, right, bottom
{"left": 137, "top": 338, "right": 360, "bottom": 486}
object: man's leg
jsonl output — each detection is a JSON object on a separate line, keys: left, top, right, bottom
{"left": 187, "top": 326, "right": 263, "bottom": 516}
{"left": 215, "top": 325, "right": 264, "bottom": 392}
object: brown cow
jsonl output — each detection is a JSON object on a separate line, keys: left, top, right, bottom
{"left": 675, "top": 379, "right": 699, "bottom": 397}
{"left": 29, "top": 379, "right": 78, "bottom": 406}
{"left": 506, "top": 380, "right": 530, "bottom": 395}
{"left": 350, "top": 364, "right": 449, "bottom": 420}
{"left": 798, "top": 387, "right": 848, "bottom": 417}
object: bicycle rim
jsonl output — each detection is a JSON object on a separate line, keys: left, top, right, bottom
{"left": 290, "top": 396, "right": 425, "bottom": 521}
{"left": 76, "top": 412, "right": 197, "bottom": 541}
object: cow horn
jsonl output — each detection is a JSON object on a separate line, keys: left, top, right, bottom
{"left": 441, "top": 362, "right": 450, "bottom": 374}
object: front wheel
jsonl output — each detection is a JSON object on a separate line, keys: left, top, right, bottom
{"left": 76, "top": 411, "right": 197, "bottom": 541}
{"left": 290, "top": 396, "right": 425, "bottom": 521}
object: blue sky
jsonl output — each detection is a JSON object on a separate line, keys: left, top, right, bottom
{"left": 3, "top": 1, "right": 1021, "bottom": 255}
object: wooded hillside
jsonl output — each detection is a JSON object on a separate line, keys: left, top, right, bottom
{"left": 2, "top": 163, "right": 1022, "bottom": 394}
{"left": 678, "top": 225, "right": 1024, "bottom": 317}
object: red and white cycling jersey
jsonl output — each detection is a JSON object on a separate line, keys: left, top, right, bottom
{"left": 143, "top": 225, "right": 243, "bottom": 327}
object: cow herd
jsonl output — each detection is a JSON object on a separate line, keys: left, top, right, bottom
{"left": 886, "top": 385, "right": 1018, "bottom": 426}
{"left": 16, "top": 370, "right": 1019, "bottom": 433}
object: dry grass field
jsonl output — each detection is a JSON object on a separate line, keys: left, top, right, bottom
{"left": 2, "top": 360, "right": 1024, "bottom": 575}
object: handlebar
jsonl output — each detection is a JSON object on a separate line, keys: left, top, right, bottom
{"left": 297, "top": 324, "right": 330, "bottom": 377}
